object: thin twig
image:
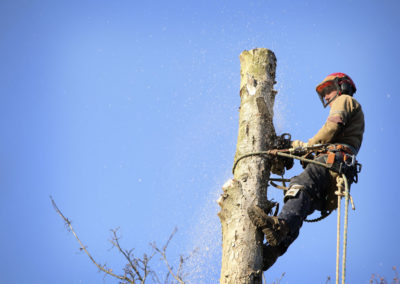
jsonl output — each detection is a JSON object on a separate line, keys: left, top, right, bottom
{"left": 152, "top": 227, "right": 185, "bottom": 284}
{"left": 110, "top": 228, "right": 143, "bottom": 282}
{"left": 325, "top": 276, "right": 331, "bottom": 284}
{"left": 276, "top": 272, "right": 285, "bottom": 284}
{"left": 176, "top": 247, "right": 198, "bottom": 281}
{"left": 51, "top": 196, "right": 131, "bottom": 283}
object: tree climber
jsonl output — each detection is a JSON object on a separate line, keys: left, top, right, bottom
{"left": 248, "top": 73, "right": 365, "bottom": 270}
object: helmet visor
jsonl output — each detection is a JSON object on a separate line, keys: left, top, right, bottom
{"left": 316, "top": 80, "right": 338, "bottom": 107}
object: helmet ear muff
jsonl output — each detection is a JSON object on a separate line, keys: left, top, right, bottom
{"left": 339, "top": 79, "right": 355, "bottom": 96}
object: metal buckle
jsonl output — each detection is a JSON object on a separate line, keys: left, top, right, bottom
{"left": 356, "top": 163, "right": 362, "bottom": 174}
{"left": 344, "top": 154, "right": 356, "bottom": 167}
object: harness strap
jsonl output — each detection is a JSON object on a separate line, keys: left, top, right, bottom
{"left": 326, "top": 152, "right": 336, "bottom": 165}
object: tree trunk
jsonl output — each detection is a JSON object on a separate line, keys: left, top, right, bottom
{"left": 218, "top": 48, "right": 277, "bottom": 284}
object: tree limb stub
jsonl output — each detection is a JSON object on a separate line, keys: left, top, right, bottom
{"left": 218, "top": 48, "right": 278, "bottom": 284}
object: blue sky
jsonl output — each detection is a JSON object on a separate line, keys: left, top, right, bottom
{"left": 0, "top": 0, "right": 399, "bottom": 283}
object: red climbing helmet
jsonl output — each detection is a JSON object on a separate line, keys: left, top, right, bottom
{"left": 316, "top": 72, "right": 357, "bottom": 107}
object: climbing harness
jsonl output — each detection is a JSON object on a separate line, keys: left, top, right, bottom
{"left": 233, "top": 139, "right": 360, "bottom": 281}
{"left": 233, "top": 142, "right": 360, "bottom": 222}
{"left": 268, "top": 177, "right": 290, "bottom": 191}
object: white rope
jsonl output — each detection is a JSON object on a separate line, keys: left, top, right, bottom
{"left": 335, "top": 174, "right": 354, "bottom": 284}
{"left": 335, "top": 176, "right": 343, "bottom": 284}
{"left": 342, "top": 174, "right": 350, "bottom": 284}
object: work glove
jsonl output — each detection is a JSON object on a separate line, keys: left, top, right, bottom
{"left": 291, "top": 140, "right": 308, "bottom": 149}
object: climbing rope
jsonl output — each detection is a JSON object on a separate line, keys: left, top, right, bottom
{"left": 335, "top": 176, "right": 343, "bottom": 284}
{"left": 342, "top": 175, "right": 349, "bottom": 284}
{"left": 232, "top": 151, "right": 270, "bottom": 174}
{"left": 335, "top": 174, "right": 355, "bottom": 284}
{"left": 232, "top": 148, "right": 337, "bottom": 175}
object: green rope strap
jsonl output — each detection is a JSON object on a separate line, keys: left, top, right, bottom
{"left": 232, "top": 151, "right": 270, "bottom": 174}
{"left": 232, "top": 149, "right": 334, "bottom": 175}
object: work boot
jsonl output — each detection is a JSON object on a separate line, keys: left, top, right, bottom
{"left": 247, "top": 205, "right": 290, "bottom": 246}
{"left": 262, "top": 245, "right": 281, "bottom": 271}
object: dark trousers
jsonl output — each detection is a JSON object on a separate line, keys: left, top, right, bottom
{"left": 274, "top": 155, "right": 332, "bottom": 255}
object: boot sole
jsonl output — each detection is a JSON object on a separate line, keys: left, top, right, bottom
{"left": 247, "top": 205, "right": 285, "bottom": 247}
{"left": 247, "top": 206, "right": 272, "bottom": 228}
{"left": 264, "top": 228, "right": 280, "bottom": 246}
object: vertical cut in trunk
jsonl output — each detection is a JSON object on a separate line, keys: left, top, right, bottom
{"left": 218, "top": 48, "right": 278, "bottom": 284}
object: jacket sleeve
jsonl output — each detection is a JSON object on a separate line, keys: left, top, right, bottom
{"left": 307, "top": 95, "right": 353, "bottom": 146}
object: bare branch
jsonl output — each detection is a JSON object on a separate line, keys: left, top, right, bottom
{"left": 52, "top": 197, "right": 192, "bottom": 283}
{"left": 176, "top": 246, "right": 198, "bottom": 281}
{"left": 273, "top": 272, "right": 285, "bottom": 284}
{"left": 177, "top": 255, "right": 184, "bottom": 280}
{"left": 163, "top": 227, "right": 178, "bottom": 251}
{"left": 151, "top": 227, "right": 185, "bottom": 284}
{"left": 51, "top": 196, "right": 131, "bottom": 283}
{"left": 109, "top": 228, "right": 144, "bottom": 283}
{"left": 163, "top": 270, "right": 170, "bottom": 284}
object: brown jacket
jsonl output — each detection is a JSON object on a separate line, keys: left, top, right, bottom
{"left": 308, "top": 94, "right": 365, "bottom": 154}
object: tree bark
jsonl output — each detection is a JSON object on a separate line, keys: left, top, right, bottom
{"left": 218, "top": 48, "right": 277, "bottom": 284}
